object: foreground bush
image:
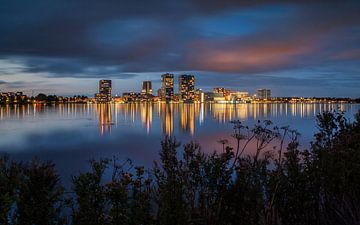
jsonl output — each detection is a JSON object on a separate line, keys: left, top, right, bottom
{"left": 0, "top": 110, "right": 360, "bottom": 225}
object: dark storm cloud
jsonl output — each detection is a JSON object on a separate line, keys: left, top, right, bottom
{"left": 19, "top": 57, "right": 139, "bottom": 79}
{"left": 0, "top": 0, "right": 359, "bottom": 96}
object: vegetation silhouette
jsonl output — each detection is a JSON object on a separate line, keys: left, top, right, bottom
{"left": 1, "top": 110, "right": 360, "bottom": 225}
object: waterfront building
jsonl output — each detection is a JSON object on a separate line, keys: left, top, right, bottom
{"left": 157, "top": 89, "right": 162, "bottom": 98}
{"left": 95, "top": 93, "right": 107, "bottom": 102}
{"left": 179, "top": 74, "right": 195, "bottom": 103}
{"left": 257, "top": 89, "right": 271, "bottom": 100}
{"left": 140, "top": 81, "right": 154, "bottom": 102}
{"left": 122, "top": 92, "right": 142, "bottom": 102}
{"left": 100, "top": 80, "right": 112, "bottom": 100}
{"left": 213, "top": 93, "right": 226, "bottom": 103}
{"left": 213, "top": 88, "right": 249, "bottom": 102}
{"left": 195, "top": 89, "right": 205, "bottom": 103}
{"left": 96, "top": 80, "right": 112, "bottom": 102}
{"left": 141, "top": 81, "right": 152, "bottom": 95}
{"left": 213, "top": 87, "right": 231, "bottom": 100}
{"left": 213, "top": 87, "right": 228, "bottom": 94}
{"left": 161, "top": 73, "right": 174, "bottom": 102}
{"left": 0, "top": 92, "right": 28, "bottom": 104}
{"left": 204, "top": 92, "right": 215, "bottom": 102}
{"left": 228, "top": 91, "right": 249, "bottom": 102}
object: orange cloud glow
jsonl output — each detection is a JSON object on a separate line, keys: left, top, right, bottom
{"left": 187, "top": 40, "right": 315, "bottom": 72}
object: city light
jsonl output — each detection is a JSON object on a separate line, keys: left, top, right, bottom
{"left": 0, "top": 74, "right": 357, "bottom": 105}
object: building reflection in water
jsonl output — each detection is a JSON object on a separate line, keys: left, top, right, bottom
{"left": 160, "top": 103, "right": 174, "bottom": 136}
{"left": 96, "top": 103, "right": 112, "bottom": 136}
{"left": 179, "top": 103, "right": 195, "bottom": 135}
{"left": 199, "top": 103, "right": 205, "bottom": 125}
{"left": 0, "top": 102, "right": 352, "bottom": 136}
{"left": 140, "top": 103, "right": 153, "bottom": 134}
{"left": 211, "top": 103, "right": 248, "bottom": 123}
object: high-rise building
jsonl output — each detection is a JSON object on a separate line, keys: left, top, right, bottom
{"left": 141, "top": 81, "right": 152, "bottom": 95}
{"left": 96, "top": 80, "right": 112, "bottom": 102}
{"left": 161, "top": 73, "right": 174, "bottom": 102}
{"left": 257, "top": 89, "right": 271, "bottom": 100}
{"left": 179, "top": 75, "right": 195, "bottom": 103}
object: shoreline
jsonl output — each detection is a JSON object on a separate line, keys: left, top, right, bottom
{"left": 1, "top": 100, "right": 359, "bottom": 106}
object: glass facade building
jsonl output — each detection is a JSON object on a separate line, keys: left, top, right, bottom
{"left": 179, "top": 75, "right": 195, "bottom": 103}
{"left": 161, "top": 73, "right": 174, "bottom": 102}
{"left": 96, "top": 80, "right": 112, "bottom": 102}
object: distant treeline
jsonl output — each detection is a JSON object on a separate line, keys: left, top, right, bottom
{"left": 1, "top": 110, "right": 360, "bottom": 225}
{"left": 0, "top": 93, "right": 88, "bottom": 105}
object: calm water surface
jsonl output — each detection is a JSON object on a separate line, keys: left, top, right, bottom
{"left": 1, "top": 103, "right": 359, "bottom": 182}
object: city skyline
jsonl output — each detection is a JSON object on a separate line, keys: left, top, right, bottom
{"left": 1, "top": 1, "right": 360, "bottom": 222}
{"left": 0, "top": 1, "right": 360, "bottom": 97}
{"left": 1, "top": 75, "right": 360, "bottom": 100}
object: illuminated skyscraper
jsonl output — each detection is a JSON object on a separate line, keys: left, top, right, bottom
{"left": 161, "top": 73, "right": 174, "bottom": 102}
{"left": 96, "top": 80, "right": 112, "bottom": 102}
{"left": 257, "top": 89, "right": 271, "bottom": 100}
{"left": 100, "top": 80, "right": 112, "bottom": 99}
{"left": 179, "top": 74, "right": 195, "bottom": 102}
{"left": 141, "top": 81, "right": 152, "bottom": 95}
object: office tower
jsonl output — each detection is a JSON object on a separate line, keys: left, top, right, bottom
{"left": 257, "top": 89, "right": 271, "bottom": 100}
{"left": 179, "top": 74, "right": 195, "bottom": 103}
{"left": 98, "top": 80, "right": 112, "bottom": 102}
{"left": 161, "top": 73, "right": 174, "bottom": 102}
{"left": 141, "top": 81, "right": 152, "bottom": 95}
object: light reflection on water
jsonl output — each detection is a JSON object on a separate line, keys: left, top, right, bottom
{"left": 0, "top": 103, "right": 356, "bottom": 139}
{"left": 0, "top": 103, "right": 356, "bottom": 138}
{"left": 0, "top": 103, "right": 358, "bottom": 182}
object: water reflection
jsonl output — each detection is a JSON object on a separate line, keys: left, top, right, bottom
{"left": 160, "top": 103, "right": 174, "bottom": 136}
{"left": 1, "top": 103, "right": 358, "bottom": 184}
{"left": 179, "top": 104, "right": 195, "bottom": 135}
{"left": 96, "top": 104, "right": 112, "bottom": 136}
{"left": 140, "top": 103, "right": 152, "bottom": 134}
{"left": 0, "top": 103, "right": 358, "bottom": 137}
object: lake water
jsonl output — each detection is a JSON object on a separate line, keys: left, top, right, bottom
{"left": 1, "top": 103, "right": 359, "bottom": 183}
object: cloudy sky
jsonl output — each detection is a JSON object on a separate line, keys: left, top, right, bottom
{"left": 0, "top": 0, "right": 359, "bottom": 97}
